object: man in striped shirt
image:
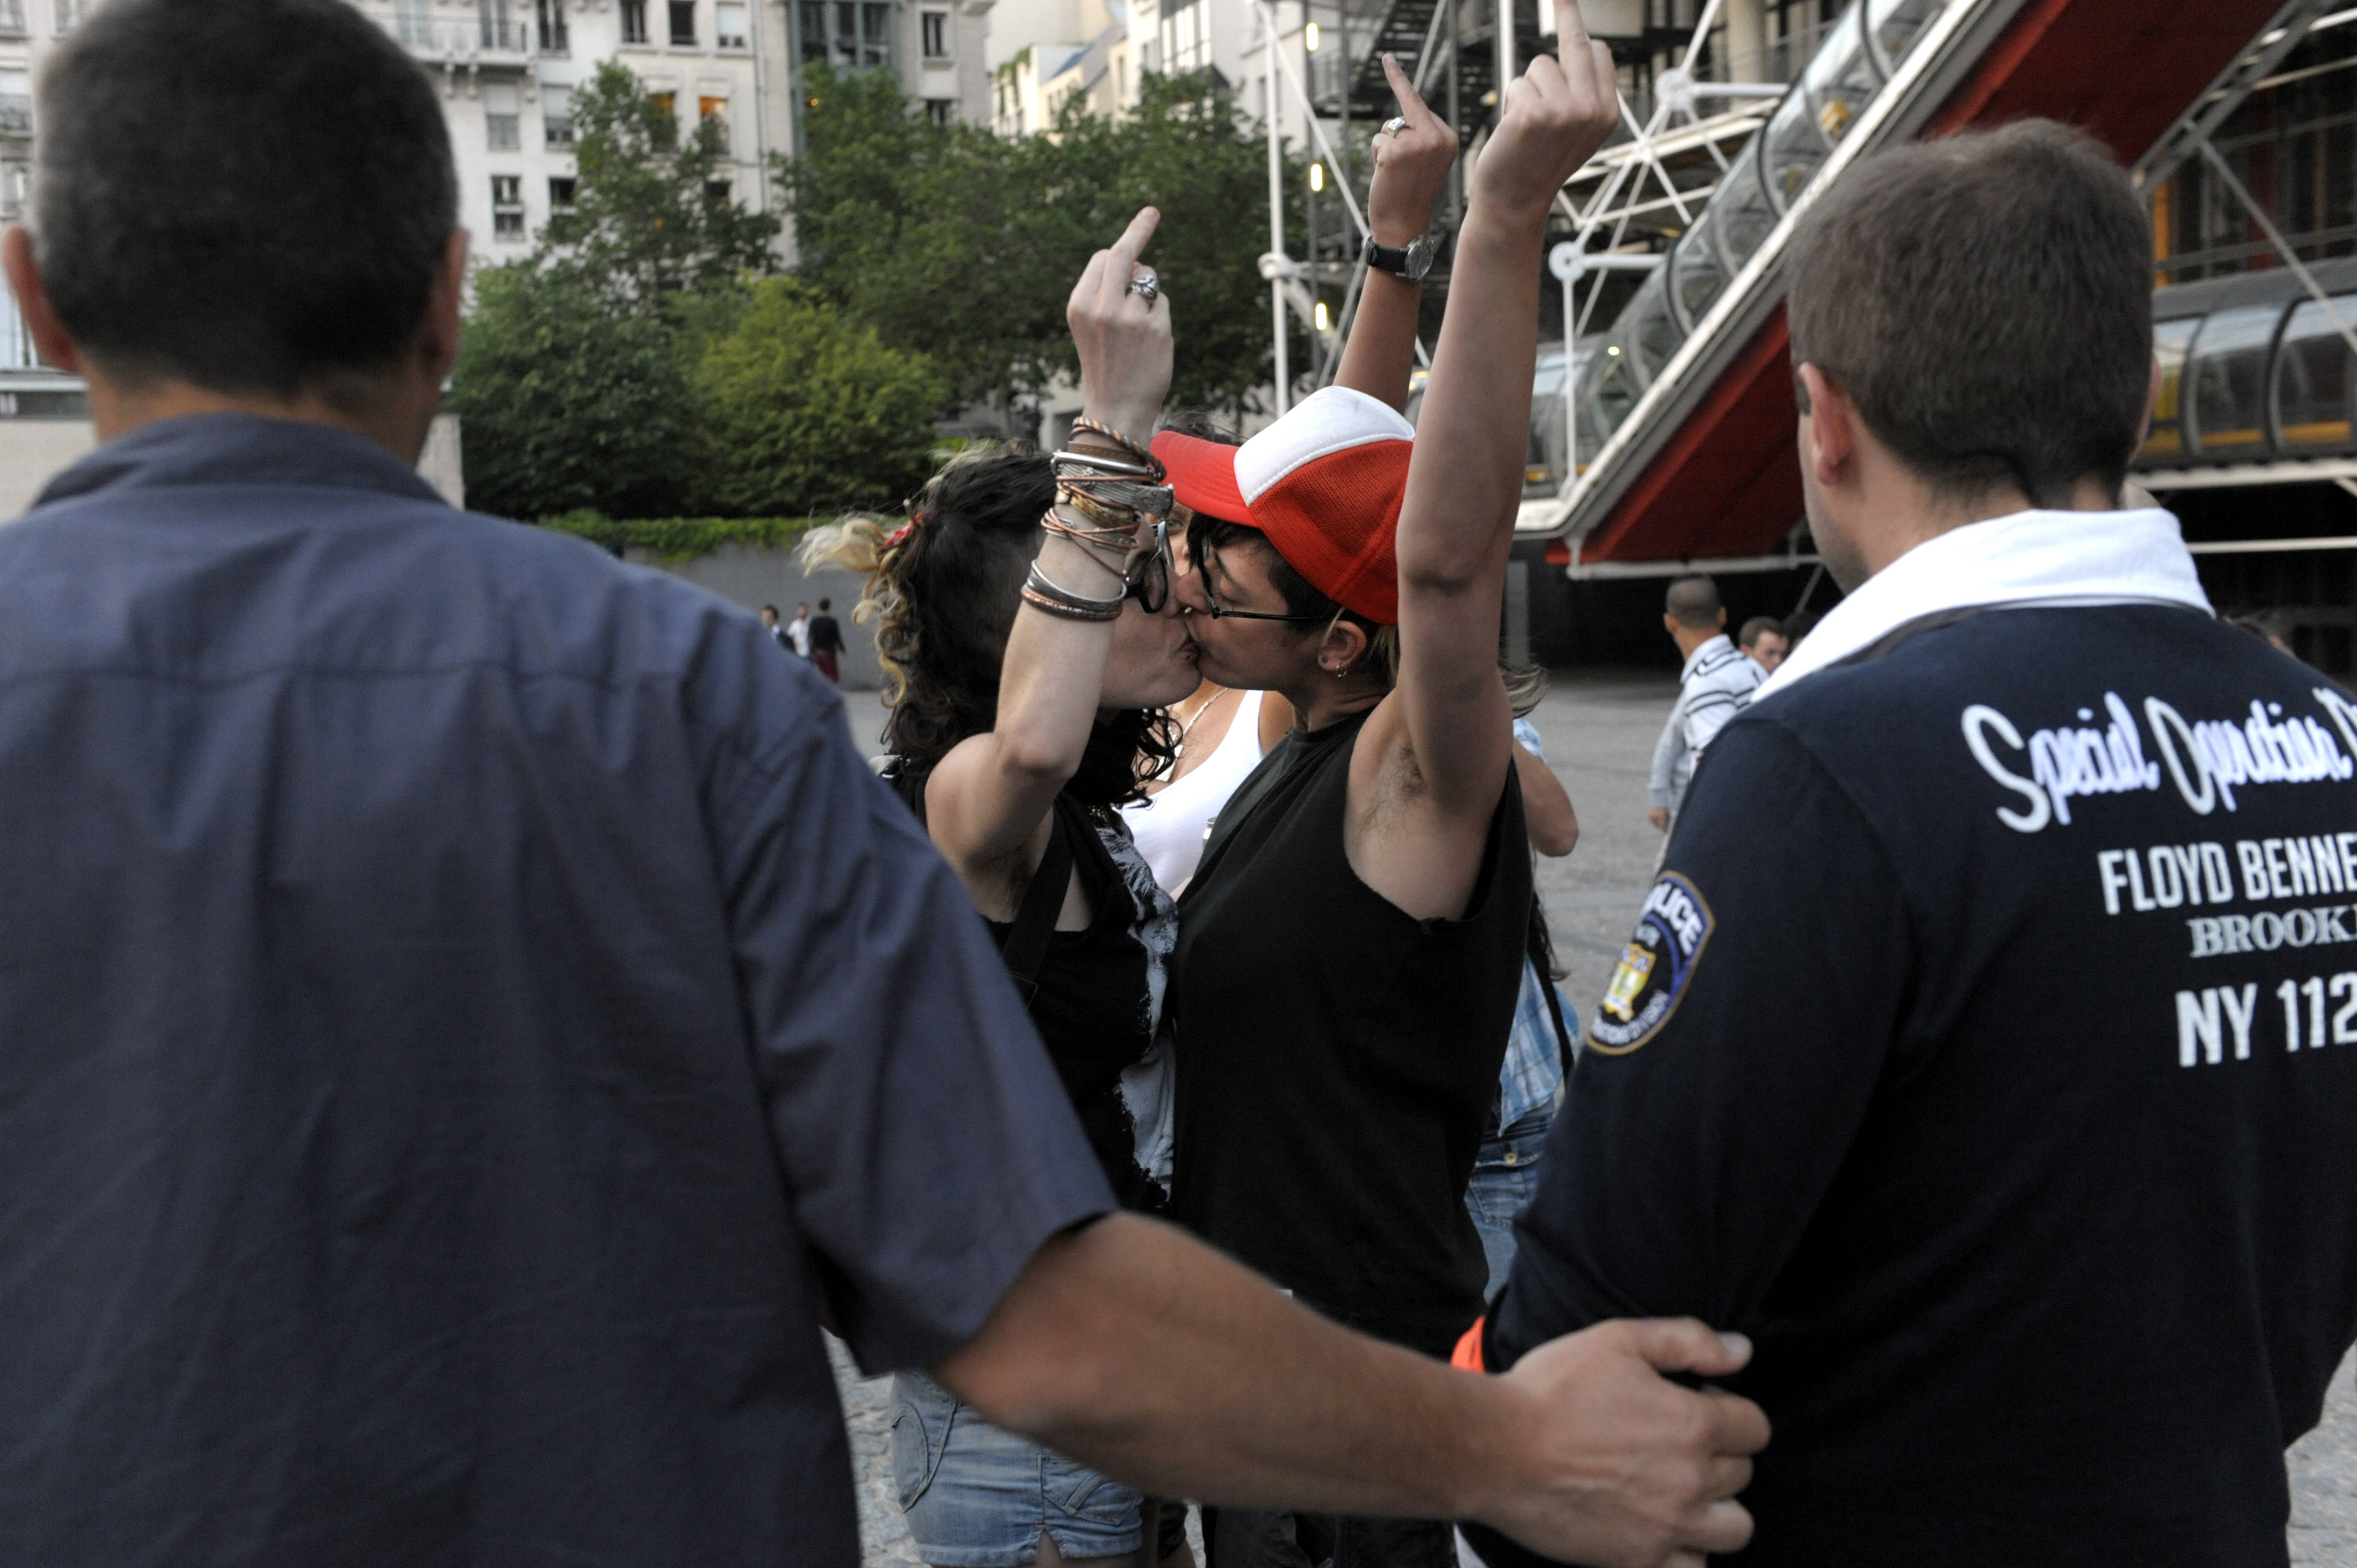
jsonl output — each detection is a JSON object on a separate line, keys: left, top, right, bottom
{"left": 1647, "top": 575, "right": 1766, "bottom": 835}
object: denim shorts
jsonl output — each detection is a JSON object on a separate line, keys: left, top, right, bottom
{"left": 1465, "top": 1108, "right": 1553, "bottom": 1299}
{"left": 891, "top": 1368, "right": 1174, "bottom": 1566}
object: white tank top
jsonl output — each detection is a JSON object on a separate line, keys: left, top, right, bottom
{"left": 1120, "top": 688, "right": 1269, "bottom": 898}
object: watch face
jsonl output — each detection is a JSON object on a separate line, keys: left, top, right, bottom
{"left": 1403, "top": 235, "right": 1435, "bottom": 280}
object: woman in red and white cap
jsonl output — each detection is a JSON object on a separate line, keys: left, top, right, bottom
{"left": 1154, "top": 8, "right": 1622, "bottom": 1561}
{"left": 1118, "top": 53, "right": 1456, "bottom": 901}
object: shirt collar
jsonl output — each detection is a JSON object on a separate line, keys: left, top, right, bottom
{"left": 1679, "top": 632, "right": 1735, "bottom": 682}
{"left": 32, "top": 411, "right": 449, "bottom": 513}
{"left": 1755, "top": 507, "right": 2212, "bottom": 702}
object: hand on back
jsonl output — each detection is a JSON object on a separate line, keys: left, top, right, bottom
{"left": 1478, "top": 1318, "right": 1769, "bottom": 1567}
{"left": 1471, "top": 0, "right": 1619, "bottom": 223}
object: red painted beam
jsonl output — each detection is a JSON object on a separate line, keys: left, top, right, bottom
{"left": 1583, "top": 0, "right": 2284, "bottom": 564}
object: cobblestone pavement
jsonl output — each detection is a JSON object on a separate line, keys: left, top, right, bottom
{"left": 829, "top": 673, "right": 2357, "bottom": 1565}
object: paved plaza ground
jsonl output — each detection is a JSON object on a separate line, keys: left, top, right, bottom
{"left": 828, "top": 670, "right": 2357, "bottom": 1565}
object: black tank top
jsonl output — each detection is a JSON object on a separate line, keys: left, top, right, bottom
{"left": 986, "top": 793, "right": 1176, "bottom": 1213}
{"left": 1169, "top": 708, "right": 1531, "bottom": 1354}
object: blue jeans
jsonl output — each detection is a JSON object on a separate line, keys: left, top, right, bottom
{"left": 1465, "top": 1107, "right": 1554, "bottom": 1299}
{"left": 891, "top": 1368, "right": 1176, "bottom": 1566}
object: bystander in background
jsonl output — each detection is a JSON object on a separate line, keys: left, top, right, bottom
{"left": 807, "top": 597, "right": 845, "bottom": 683}
{"left": 1738, "top": 615, "right": 1788, "bottom": 674}
{"left": 1646, "top": 575, "right": 1763, "bottom": 839}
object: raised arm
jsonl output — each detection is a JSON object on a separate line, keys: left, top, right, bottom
{"left": 1390, "top": 3, "right": 1617, "bottom": 822}
{"left": 924, "top": 210, "right": 1171, "bottom": 913}
{"left": 1335, "top": 54, "right": 1455, "bottom": 412}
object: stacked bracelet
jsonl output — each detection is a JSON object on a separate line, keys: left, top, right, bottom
{"left": 1058, "top": 472, "right": 1174, "bottom": 518}
{"left": 1067, "top": 419, "right": 1165, "bottom": 479}
{"left": 1021, "top": 561, "right": 1125, "bottom": 622}
{"left": 1041, "top": 510, "right": 1138, "bottom": 554}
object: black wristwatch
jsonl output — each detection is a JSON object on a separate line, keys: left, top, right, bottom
{"left": 1362, "top": 231, "right": 1437, "bottom": 282}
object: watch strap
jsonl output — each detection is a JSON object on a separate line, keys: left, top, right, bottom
{"left": 1361, "top": 233, "right": 1430, "bottom": 281}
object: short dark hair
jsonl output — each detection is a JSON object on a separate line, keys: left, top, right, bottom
{"left": 1787, "top": 120, "right": 2153, "bottom": 507}
{"left": 1738, "top": 615, "right": 1784, "bottom": 648}
{"left": 760, "top": 604, "right": 779, "bottom": 616}
{"left": 818, "top": 598, "right": 832, "bottom": 611}
{"left": 33, "top": 0, "right": 457, "bottom": 395}
{"left": 1665, "top": 575, "right": 1721, "bottom": 628}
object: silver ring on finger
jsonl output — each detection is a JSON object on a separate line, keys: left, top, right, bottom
{"left": 1128, "top": 267, "right": 1160, "bottom": 303}
{"left": 1381, "top": 116, "right": 1410, "bottom": 136}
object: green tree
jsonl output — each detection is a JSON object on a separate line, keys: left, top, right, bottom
{"left": 545, "top": 61, "right": 782, "bottom": 313}
{"left": 686, "top": 276, "right": 946, "bottom": 515}
{"left": 778, "top": 64, "right": 1285, "bottom": 425}
{"left": 1039, "top": 71, "right": 1285, "bottom": 414}
{"left": 447, "top": 261, "right": 695, "bottom": 519}
{"left": 781, "top": 63, "right": 1062, "bottom": 421}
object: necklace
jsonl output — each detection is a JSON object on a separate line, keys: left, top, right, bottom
{"left": 1170, "top": 685, "right": 1233, "bottom": 760}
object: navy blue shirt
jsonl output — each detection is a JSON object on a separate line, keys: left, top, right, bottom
{"left": 1481, "top": 605, "right": 2357, "bottom": 1566}
{"left": 0, "top": 415, "right": 1111, "bottom": 1566}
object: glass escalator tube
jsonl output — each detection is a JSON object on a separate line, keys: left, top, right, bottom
{"left": 1760, "top": 79, "right": 1831, "bottom": 210}
{"left": 1622, "top": 264, "right": 1685, "bottom": 386}
{"left": 1582, "top": 336, "right": 1645, "bottom": 448}
{"left": 1527, "top": 345, "right": 1569, "bottom": 496}
{"left": 2137, "top": 318, "right": 2198, "bottom": 463}
{"left": 2185, "top": 302, "right": 2289, "bottom": 458}
{"left": 1804, "top": 4, "right": 1883, "bottom": 151}
{"left": 2273, "top": 296, "right": 2357, "bottom": 453}
{"left": 1711, "top": 141, "right": 1782, "bottom": 276}
{"left": 1669, "top": 213, "right": 1731, "bottom": 334}
{"left": 1864, "top": 0, "right": 1949, "bottom": 78}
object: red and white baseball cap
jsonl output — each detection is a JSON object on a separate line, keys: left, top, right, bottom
{"left": 1152, "top": 386, "right": 1415, "bottom": 625}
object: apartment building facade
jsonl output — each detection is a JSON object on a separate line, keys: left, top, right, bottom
{"left": 0, "top": 0, "right": 996, "bottom": 512}
{"left": 369, "top": 0, "right": 994, "bottom": 261}
{"left": 989, "top": 0, "right": 1326, "bottom": 138}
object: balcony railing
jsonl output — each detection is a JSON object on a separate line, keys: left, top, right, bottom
{"left": 394, "top": 17, "right": 531, "bottom": 55}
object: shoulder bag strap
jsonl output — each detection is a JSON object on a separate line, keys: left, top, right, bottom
{"left": 1001, "top": 804, "right": 1076, "bottom": 1009}
{"left": 1526, "top": 894, "right": 1576, "bottom": 1078}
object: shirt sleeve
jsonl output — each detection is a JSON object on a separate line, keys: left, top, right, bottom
{"left": 1647, "top": 701, "right": 1686, "bottom": 810}
{"left": 1513, "top": 716, "right": 1547, "bottom": 764}
{"left": 712, "top": 661, "right": 1114, "bottom": 1374}
{"left": 1490, "top": 716, "right": 1912, "bottom": 1361}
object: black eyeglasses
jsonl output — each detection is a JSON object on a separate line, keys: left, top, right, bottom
{"left": 1195, "top": 543, "right": 1326, "bottom": 623}
{"left": 1124, "top": 518, "right": 1172, "bottom": 615}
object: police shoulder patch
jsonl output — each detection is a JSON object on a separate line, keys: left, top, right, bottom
{"left": 1587, "top": 871, "right": 1715, "bottom": 1055}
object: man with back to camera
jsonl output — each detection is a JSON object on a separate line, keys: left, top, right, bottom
{"left": 1645, "top": 576, "right": 1763, "bottom": 835}
{"left": 1458, "top": 120, "right": 2357, "bottom": 1567}
{"left": 0, "top": 3, "right": 1770, "bottom": 1564}
{"left": 806, "top": 595, "right": 845, "bottom": 683}
{"left": 1736, "top": 615, "right": 1787, "bottom": 674}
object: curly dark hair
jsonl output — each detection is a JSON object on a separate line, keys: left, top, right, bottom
{"left": 802, "top": 445, "right": 1177, "bottom": 816}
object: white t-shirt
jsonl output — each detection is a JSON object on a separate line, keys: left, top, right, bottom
{"left": 1120, "top": 689, "right": 1269, "bottom": 898}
